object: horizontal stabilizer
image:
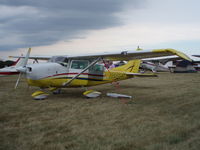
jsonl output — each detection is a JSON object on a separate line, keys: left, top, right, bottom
{"left": 125, "top": 72, "right": 158, "bottom": 77}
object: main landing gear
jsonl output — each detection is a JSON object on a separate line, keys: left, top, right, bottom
{"left": 31, "top": 88, "right": 62, "bottom": 100}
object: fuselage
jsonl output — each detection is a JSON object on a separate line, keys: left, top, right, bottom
{"left": 25, "top": 61, "right": 130, "bottom": 88}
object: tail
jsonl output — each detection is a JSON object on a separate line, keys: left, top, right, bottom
{"left": 111, "top": 60, "right": 142, "bottom": 73}
{"left": 14, "top": 58, "right": 25, "bottom": 67}
{"left": 11, "top": 58, "right": 21, "bottom": 66}
{"left": 112, "top": 46, "right": 142, "bottom": 73}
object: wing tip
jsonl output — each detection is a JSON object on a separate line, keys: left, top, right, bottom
{"left": 153, "top": 48, "right": 193, "bottom": 62}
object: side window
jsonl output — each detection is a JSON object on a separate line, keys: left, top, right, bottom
{"left": 71, "top": 60, "right": 89, "bottom": 69}
{"left": 90, "top": 64, "right": 104, "bottom": 72}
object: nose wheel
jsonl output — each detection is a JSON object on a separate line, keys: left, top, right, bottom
{"left": 31, "top": 88, "right": 62, "bottom": 100}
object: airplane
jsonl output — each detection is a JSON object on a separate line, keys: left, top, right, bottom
{"left": 0, "top": 57, "right": 24, "bottom": 76}
{"left": 140, "top": 61, "right": 170, "bottom": 72}
{"left": 192, "top": 55, "right": 200, "bottom": 71}
{"left": 11, "top": 48, "right": 192, "bottom": 99}
{"left": 140, "top": 56, "right": 189, "bottom": 72}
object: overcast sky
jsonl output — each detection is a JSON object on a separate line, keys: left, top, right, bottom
{"left": 0, "top": 0, "right": 200, "bottom": 59}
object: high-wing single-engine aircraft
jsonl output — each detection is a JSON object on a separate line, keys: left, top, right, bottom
{"left": 11, "top": 48, "right": 192, "bottom": 99}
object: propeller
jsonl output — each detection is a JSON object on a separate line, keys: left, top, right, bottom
{"left": 14, "top": 48, "right": 31, "bottom": 89}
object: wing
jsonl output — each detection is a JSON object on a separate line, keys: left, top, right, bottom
{"left": 10, "top": 48, "right": 192, "bottom": 62}
{"left": 9, "top": 55, "right": 51, "bottom": 60}
{"left": 67, "top": 48, "right": 192, "bottom": 61}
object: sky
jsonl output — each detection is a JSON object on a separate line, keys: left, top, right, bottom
{"left": 0, "top": 0, "right": 200, "bottom": 60}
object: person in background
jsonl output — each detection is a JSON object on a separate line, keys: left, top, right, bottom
{"left": 109, "top": 61, "right": 115, "bottom": 69}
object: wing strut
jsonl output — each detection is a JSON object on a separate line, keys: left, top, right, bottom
{"left": 62, "top": 57, "right": 101, "bottom": 86}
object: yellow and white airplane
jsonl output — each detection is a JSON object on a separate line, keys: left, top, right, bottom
{"left": 12, "top": 48, "right": 192, "bottom": 99}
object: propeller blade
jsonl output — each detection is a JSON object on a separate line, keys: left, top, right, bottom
{"left": 14, "top": 48, "right": 31, "bottom": 89}
{"left": 15, "top": 73, "right": 22, "bottom": 89}
{"left": 22, "top": 48, "right": 31, "bottom": 67}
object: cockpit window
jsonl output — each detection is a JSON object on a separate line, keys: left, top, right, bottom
{"left": 49, "top": 56, "right": 68, "bottom": 63}
{"left": 49, "top": 56, "right": 68, "bottom": 66}
{"left": 71, "top": 60, "right": 89, "bottom": 69}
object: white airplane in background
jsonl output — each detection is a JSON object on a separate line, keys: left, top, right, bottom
{"left": 140, "top": 56, "right": 183, "bottom": 72}
{"left": 140, "top": 61, "right": 170, "bottom": 72}
{"left": 0, "top": 58, "right": 24, "bottom": 76}
{"left": 192, "top": 55, "right": 200, "bottom": 71}
{"left": 11, "top": 48, "right": 192, "bottom": 99}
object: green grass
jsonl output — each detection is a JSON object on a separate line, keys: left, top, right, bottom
{"left": 0, "top": 73, "right": 200, "bottom": 150}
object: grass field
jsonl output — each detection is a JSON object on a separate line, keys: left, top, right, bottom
{"left": 0, "top": 73, "right": 200, "bottom": 150}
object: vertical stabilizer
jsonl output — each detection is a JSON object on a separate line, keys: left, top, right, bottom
{"left": 14, "top": 58, "right": 25, "bottom": 67}
{"left": 110, "top": 46, "right": 143, "bottom": 73}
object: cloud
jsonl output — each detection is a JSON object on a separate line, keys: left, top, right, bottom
{"left": 0, "top": 0, "right": 143, "bottom": 51}
{"left": 124, "top": 0, "right": 200, "bottom": 24}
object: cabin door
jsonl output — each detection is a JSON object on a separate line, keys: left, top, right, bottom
{"left": 68, "top": 60, "right": 89, "bottom": 86}
{"left": 88, "top": 64, "right": 104, "bottom": 84}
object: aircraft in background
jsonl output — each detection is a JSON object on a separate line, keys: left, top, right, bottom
{"left": 192, "top": 55, "right": 200, "bottom": 71}
{"left": 140, "top": 56, "right": 185, "bottom": 72}
{"left": 140, "top": 60, "right": 170, "bottom": 72}
{"left": 169, "top": 60, "right": 198, "bottom": 73}
{"left": 135, "top": 46, "right": 177, "bottom": 72}
{"left": 11, "top": 48, "right": 192, "bottom": 99}
{"left": 141, "top": 55, "right": 200, "bottom": 73}
{"left": 0, "top": 58, "right": 23, "bottom": 76}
